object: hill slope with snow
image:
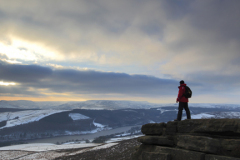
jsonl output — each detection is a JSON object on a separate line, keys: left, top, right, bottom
{"left": 0, "top": 110, "right": 67, "bottom": 129}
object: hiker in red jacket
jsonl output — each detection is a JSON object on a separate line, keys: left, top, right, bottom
{"left": 175, "top": 80, "right": 191, "bottom": 121}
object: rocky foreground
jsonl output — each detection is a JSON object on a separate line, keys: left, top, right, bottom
{"left": 55, "top": 138, "right": 141, "bottom": 160}
{"left": 132, "top": 119, "right": 240, "bottom": 160}
{"left": 0, "top": 138, "right": 141, "bottom": 160}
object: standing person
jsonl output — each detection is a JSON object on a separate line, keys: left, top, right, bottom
{"left": 175, "top": 80, "right": 191, "bottom": 121}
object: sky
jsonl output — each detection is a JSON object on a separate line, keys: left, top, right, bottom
{"left": 0, "top": 0, "right": 240, "bottom": 103}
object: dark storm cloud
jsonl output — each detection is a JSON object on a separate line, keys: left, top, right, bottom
{"left": 0, "top": 61, "right": 52, "bottom": 83}
{"left": 0, "top": 62, "right": 178, "bottom": 97}
{"left": 0, "top": 85, "right": 42, "bottom": 97}
{"left": 49, "top": 69, "right": 177, "bottom": 95}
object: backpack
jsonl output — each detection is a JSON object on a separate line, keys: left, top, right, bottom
{"left": 183, "top": 86, "right": 192, "bottom": 98}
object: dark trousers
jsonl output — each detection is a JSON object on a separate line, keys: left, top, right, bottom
{"left": 177, "top": 102, "right": 191, "bottom": 121}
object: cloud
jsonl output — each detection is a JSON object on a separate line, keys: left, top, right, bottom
{"left": 0, "top": 0, "right": 170, "bottom": 65}
{"left": 0, "top": 61, "right": 178, "bottom": 98}
{"left": 158, "top": 1, "right": 240, "bottom": 90}
{"left": 0, "top": 61, "right": 52, "bottom": 83}
{"left": 0, "top": 0, "right": 238, "bottom": 71}
{"left": 0, "top": 0, "right": 239, "bottom": 102}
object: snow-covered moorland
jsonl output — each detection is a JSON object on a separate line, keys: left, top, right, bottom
{"left": 0, "top": 110, "right": 68, "bottom": 129}
{"left": 0, "top": 136, "right": 142, "bottom": 160}
{"left": 68, "top": 113, "right": 90, "bottom": 120}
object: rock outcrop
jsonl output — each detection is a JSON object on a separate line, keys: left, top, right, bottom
{"left": 132, "top": 119, "right": 240, "bottom": 160}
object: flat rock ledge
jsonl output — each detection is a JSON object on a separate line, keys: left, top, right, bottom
{"left": 132, "top": 119, "right": 240, "bottom": 160}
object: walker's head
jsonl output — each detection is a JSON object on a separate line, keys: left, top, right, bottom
{"left": 180, "top": 80, "right": 184, "bottom": 84}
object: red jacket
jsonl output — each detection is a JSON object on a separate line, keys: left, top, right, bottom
{"left": 177, "top": 83, "right": 189, "bottom": 102}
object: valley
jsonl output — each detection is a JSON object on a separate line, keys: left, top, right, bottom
{"left": 0, "top": 100, "right": 240, "bottom": 147}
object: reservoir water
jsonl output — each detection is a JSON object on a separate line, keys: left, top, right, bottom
{"left": 27, "top": 126, "right": 139, "bottom": 144}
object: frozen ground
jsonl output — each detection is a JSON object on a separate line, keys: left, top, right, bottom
{"left": 55, "top": 137, "right": 141, "bottom": 160}
{"left": 0, "top": 136, "right": 141, "bottom": 160}
{"left": 69, "top": 113, "right": 90, "bottom": 120}
{"left": 182, "top": 112, "right": 240, "bottom": 120}
{"left": 182, "top": 113, "right": 215, "bottom": 120}
{"left": 215, "top": 112, "right": 240, "bottom": 118}
{"left": 157, "top": 108, "right": 178, "bottom": 114}
{"left": 0, "top": 143, "right": 112, "bottom": 159}
{"left": 188, "top": 103, "right": 240, "bottom": 109}
{"left": 0, "top": 143, "right": 101, "bottom": 152}
{"left": 0, "top": 135, "right": 142, "bottom": 152}
{"left": 0, "top": 110, "right": 68, "bottom": 129}
{"left": 93, "top": 119, "right": 107, "bottom": 128}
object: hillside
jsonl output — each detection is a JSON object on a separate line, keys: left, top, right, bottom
{"left": 1, "top": 103, "right": 240, "bottom": 144}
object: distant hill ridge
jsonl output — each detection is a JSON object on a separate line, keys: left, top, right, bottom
{"left": 1, "top": 100, "right": 240, "bottom": 110}
{"left": 132, "top": 119, "right": 240, "bottom": 160}
{"left": 0, "top": 100, "right": 153, "bottom": 110}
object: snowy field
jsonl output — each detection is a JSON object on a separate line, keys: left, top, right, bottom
{"left": 182, "top": 113, "right": 215, "bottom": 120}
{"left": 68, "top": 113, "right": 90, "bottom": 120}
{"left": 0, "top": 135, "right": 142, "bottom": 151}
{"left": 157, "top": 108, "right": 178, "bottom": 114}
{"left": 216, "top": 112, "right": 240, "bottom": 118}
{"left": 0, "top": 110, "right": 68, "bottom": 129}
{"left": 67, "top": 143, "right": 118, "bottom": 156}
{"left": 106, "top": 135, "right": 143, "bottom": 143}
{"left": 188, "top": 103, "right": 240, "bottom": 108}
{"left": 0, "top": 143, "right": 101, "bottom": 152}
{"left": 182, "top": 112, "right": 240, "bottom": 120}
{"left": 63, "top": 120, "right": 112, "bottom": 135}
{"left": 93, "top": 119, "right": 107, "bottom": 128}
{"left": 0, "top": 136, "right": 142, "bottom": 160}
